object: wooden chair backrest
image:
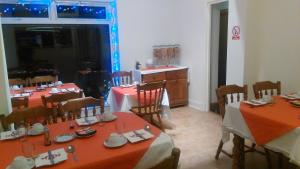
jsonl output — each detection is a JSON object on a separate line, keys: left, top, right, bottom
{"left": 41, "top": 91, "right": 83, "bottom": 108}
{"left": 30, "top": 75, "right": 56, "bottom": 86}
{"left": 216, "top": 84, "right": 248, "bottom": 119}
{"left": 0, "top": 106, "right": 55, "bottom": 131}
{"left": 11, "top": 97, "right": 29, "bottom": 110}
{"left": 136, "top": 80, "right": 166, "bottom": 117}
{"left": 111, "top": 71, "right": 132, "bottom": 86}
{"left": 9, "top": 78, "right": 27, "bottom": 87}
{"left": 58, "top": 97, "right": 104, "bottom": 120}
{"left": 253, "top": 81, "right": 281, "bottom": 99}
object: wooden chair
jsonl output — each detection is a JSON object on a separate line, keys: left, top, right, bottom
{"left": 215, "top": 84, "right": 272, "bottom": 169}
{"left": 253, "top": 81, "right": 283, "bottom": 169}
{"left": 41, "top": 91, "right": 83, "bottom": 122}
{"left": 111, "top": 71, "right": 132, "bottom": 86}
{"left": 215, "top": 84, "right": 248, "bottom": 159}
{"left": 130, "top": 81, "right": 166, "bottom": 131}
{"left": 150, "top": 147, "right": 181, "bottom": 169}
{"left": 30, "top": 75, "right": 56, "bottom": 86}
{"left": 58, "top": 97, "right": 104, "bottom": 121}
{"left": 0, "top": 106, "right": 56, "bottom": 131}
{"left": 11, "top": 97, "right": 29, "bottom": 110}
{"left": 253, "top": 81, "right": 281, "bottom": 99}
{"left": 9, "top": 78, "right": 27, "bottom": 87}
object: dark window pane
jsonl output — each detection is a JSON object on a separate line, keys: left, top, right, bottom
{"left": 57, "top": 5, "right": 106, "bottom": 19}
{"left": 0, "top": 4, "right": 48, "bottom": 18}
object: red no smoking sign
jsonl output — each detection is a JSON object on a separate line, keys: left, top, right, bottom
{"left": 232, "top": 26, "right": 240, "bottom": 40}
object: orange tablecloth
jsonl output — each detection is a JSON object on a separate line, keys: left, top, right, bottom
{"left": 0, "top": 112, "right": 160, "bottom": 169}
{"left": 240, "top": 96, "right": 300, "bottom": 145}
{"left": 12, "top": 83, "right": 80, "bottom": 108}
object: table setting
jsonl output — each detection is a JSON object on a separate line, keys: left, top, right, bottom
{"left": 9, "top": 83, "right": 81, "bottom": 108}
{"left": 0, "top": 112, "right": 174, "bottom": 169}
{"left": 223, "top": 94, "right": 300, "bottom": 167}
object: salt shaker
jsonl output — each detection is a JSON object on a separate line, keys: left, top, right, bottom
{"left": 44, "top": 127, "right": 51, "bottom": 146}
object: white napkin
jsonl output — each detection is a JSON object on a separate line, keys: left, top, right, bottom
{"left": 0, "top": 129, "right": 26, "bottom": 140}
{"left": 123, "top": 129, "right": 154, "bottom": 143}
{"left": 35, "top": 148, "right": 67, "bottom": 168}
{"left": 75, "top": 116, "right": 99, "bottom": 126}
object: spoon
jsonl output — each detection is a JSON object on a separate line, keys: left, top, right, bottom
{"left": 66, "top": 145, "right": 78, "bottom": 162}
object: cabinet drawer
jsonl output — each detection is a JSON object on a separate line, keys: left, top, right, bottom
{"left": 166, "top": 69, "right": 187, "bottom": 80}
{"left": 142, "top": 72, "right": 166, "bottom": 83}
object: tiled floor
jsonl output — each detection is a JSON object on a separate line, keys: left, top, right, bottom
{"left": 166, "top": 107, "right": 298, "bottom": 169}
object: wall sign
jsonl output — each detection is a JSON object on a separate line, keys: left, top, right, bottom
{"left": 232, "top": 26, "right": 240, "bottom": 40}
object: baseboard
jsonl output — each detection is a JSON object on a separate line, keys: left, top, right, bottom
{"left": 188, "top": 99, "right": 208, "bottom": 111}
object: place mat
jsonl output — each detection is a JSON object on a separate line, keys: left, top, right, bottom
{"left": 0, "top": 129, "right": 26, "bottom": 140}
{"left": 123, "top": 129, "right": 154, "bottom": 143}
{"left": 35, "top": 148, "right": 67, "bottom": 167}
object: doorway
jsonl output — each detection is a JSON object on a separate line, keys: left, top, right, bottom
{"left": 209, "top": 1, "right": 228, "bottom": 112}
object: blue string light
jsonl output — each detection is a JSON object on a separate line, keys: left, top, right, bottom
{"left": 0, "top": 4, "right": 48, "bottom": 17}
{"left": 109, "top": 0, "right": 120, "bottom": 72}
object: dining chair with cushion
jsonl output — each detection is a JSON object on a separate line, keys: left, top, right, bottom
{"left": 0, "top": 106, "right": 56, "bottom": 131}
{"left": 111, "top": 71, "right": 132, "bottom": 87}
{"left": 253, "top": 81, "right": 281, "bottom": 99}
{"left": 9, "top": 78, "right": 27, "bottom": 87}
{"left": 215, "top": 84, "right": 272, "bottom": 168}
{"left": 58, "top": 96, "right": 104, "bottom": 121}
{"left": 30, "top": 75, "right": 57, "bottom": 86}
{"left": 11, "top": 97, "right": 29, "bottom": 110}
{"left": 41, "top": 91, "right": 83, "bottom": 122}
{"left": 130, "top": 81, "right": 166, "bottom": 131}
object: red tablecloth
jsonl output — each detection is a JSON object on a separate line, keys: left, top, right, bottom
{"left": 240, "top": 96, "right": 300, "bottom": 145}
{"left": 12, "top": 83, "right": 80, "bottom": 108}
{"left": 0, "top": 112, "right": 160, "bottom": 169}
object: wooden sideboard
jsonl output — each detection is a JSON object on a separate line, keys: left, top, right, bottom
{"left": 141, "top": 68, "right": 188, "bottom": 107}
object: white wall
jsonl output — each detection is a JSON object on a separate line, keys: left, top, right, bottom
{"left": 117, "top": 0, "right": 179, "bottom": 71}
{"left": 245, "top": 0, "right": 300, "bottom": 98}
{"left": 172, "top": 0, "right": 208, "bottom": 110}
{"left": 226, "top": 0, "right": 247, "bottom": 86}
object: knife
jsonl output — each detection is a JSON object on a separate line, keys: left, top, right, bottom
{"left": 133, "top": 130, "right": 146, "bottom": 140}
{"left": 48, "top": 151, "right": 55, "bottom": 165}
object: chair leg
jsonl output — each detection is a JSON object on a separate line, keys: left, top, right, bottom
{"left": 278, "top": 153, "right": 283, "bottom": 169}
{"left": 264, "top": 148, "right": 272, "bottom": 169}
{"left": 215, "top": 140, "right": 224, "bottom": 160}
{"left": 156, "top": 114, "right": 165, "bottom": 132}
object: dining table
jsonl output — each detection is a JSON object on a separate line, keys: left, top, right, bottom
{"left": 0, "top": 112, "right": 174, "bottom": 169}
{"left": 10, "top": 83, "right": 81, "bottom": 108}
{"left": 107, "top": 86, "right": 171, "bottom": 119}
{"left": 222, "top": 96, "right": 300, "bottom": 169}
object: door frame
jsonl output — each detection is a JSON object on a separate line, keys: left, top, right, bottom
{"left": 204, "top": 0, "right": 228, "bottom": 111}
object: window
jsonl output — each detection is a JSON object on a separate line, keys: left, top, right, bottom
{"left": 0, "top": 4, "right": 49, "bottom": 18}
{"left": 56, "top": 5, "right": 106, "bottom": 19}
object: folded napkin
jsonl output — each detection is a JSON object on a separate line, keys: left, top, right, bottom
{"left": 35, "top": 148, "right": 67, "bottom": 167}
{"left": 0, "top": 129, "right": 26, "bottom": 140}
{"left": 75, "top": 116, "right": 99, "bottom": 126}
{"left": 123, "top": 129, "right": 154, "bottom": 143}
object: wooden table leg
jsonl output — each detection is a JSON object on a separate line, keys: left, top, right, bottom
{"left": 232, "top": 134, "right": 245, "bottom": 169}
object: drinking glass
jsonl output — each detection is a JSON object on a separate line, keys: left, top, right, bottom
{"left": 21, "top": 139, "right": 35, "bottom": 158}
{"left": 115, "top": 122, "right": 126, "bottom": 134}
